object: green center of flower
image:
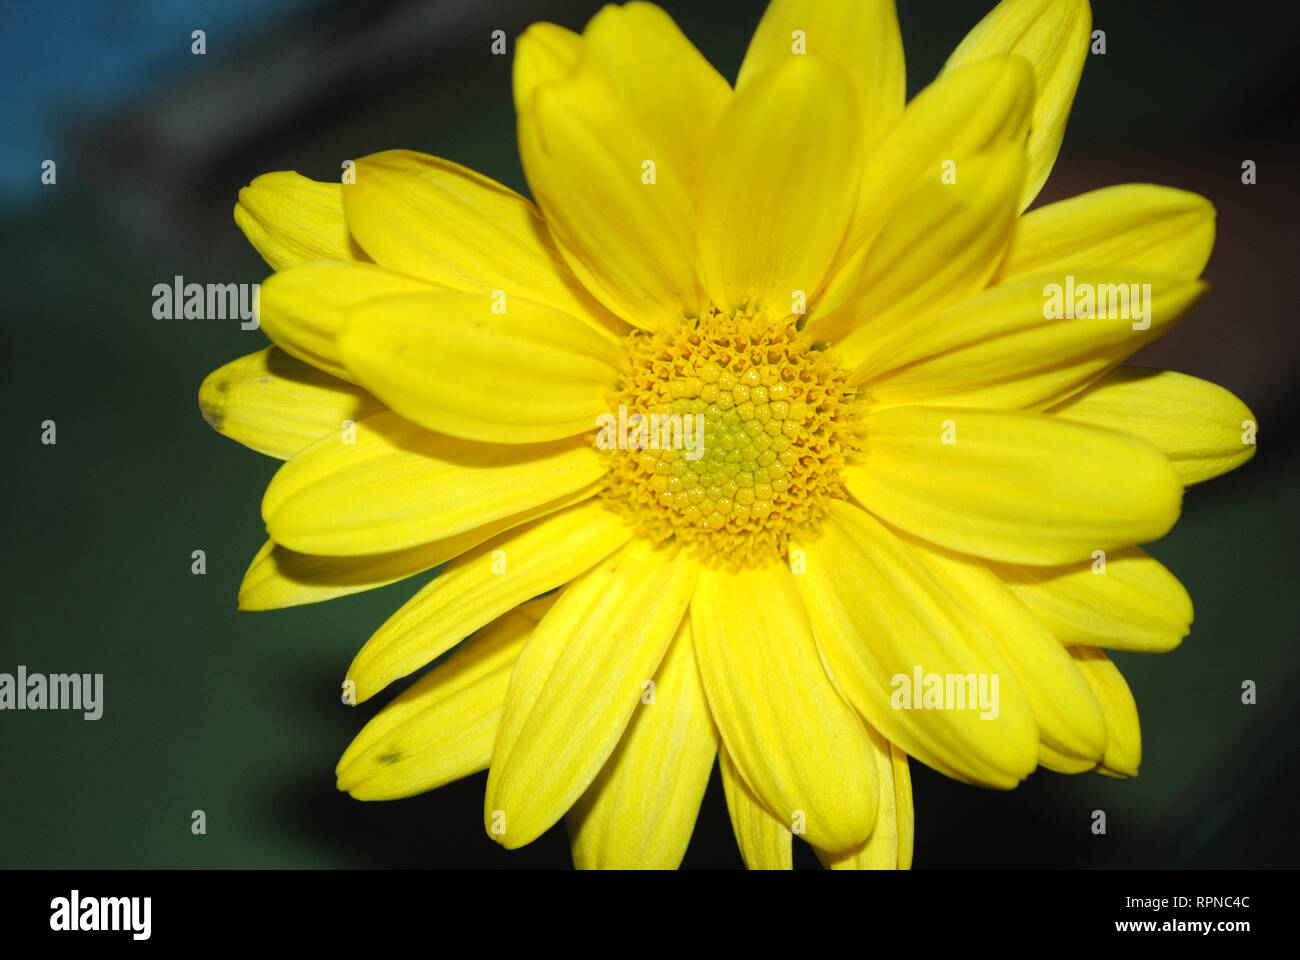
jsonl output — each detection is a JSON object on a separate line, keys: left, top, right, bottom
{"left": 600, "top": 307, "right": 858, "bottom": 566}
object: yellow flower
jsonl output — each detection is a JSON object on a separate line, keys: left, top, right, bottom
{"left": 200, "top": 0, "right": 1257, "bottom": 869}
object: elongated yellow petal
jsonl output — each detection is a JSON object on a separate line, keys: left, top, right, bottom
{"left": 991, "top": 546, "right": 1192, "bottom": 653}
{"left": 943, "top": 0, "right": 1091, "bottom": 209}
{"left": 337, "top": 292, "right": 621, "bottom": 445}
{"left": 737, "top": 0, "right": 904, "bottom": 152}
{"left": 692, "top": 562, "right": 878, "bottom": 852}
{"left": 816, "top": 145, "right": 1025, "bottom": 349}
{"left": 894, "top": 746, "right": 914, "bottom": 867}
{"left": 519, "top": 64, "right": 704, "bottom": 326}
{"left": 1070, "top": 647, "right": 1141, "bottom": 777}
{"left": 336, "top": 598, "right": 552, "bottom": 800}
{"left": 697, "top": 55, "right": 864, "bottom": 315}
{"left": 996, "top": 185, "right": 1216, "bottom": 282}
{"left": 844, "top": 405, "right": 1183, "bottom": 564}
{"left": 848, "top": 270, "right": 1206, "bottom": 410}
{"left": 258, "top": 259, "right": 434, "bottom": 383}
{"left": 815, "top": 732, "right": 913, "bottom": 870}
{"left": 567, "top": 619, "right": 718, "bottom": 869}
{"left": 262, "top": 410, "right": 607, "bottom": 556}
{"left": 485, "top": 540, "right": 697, "bottom": 849}
{"left": 237, "top": 482, "right": 599, "bottom": 611}
{"left": 719, "top": 747, "right": 792, "bottom": 870}
{"left": 826, "top": 55, "right": 1034, "bottom": 295}
{"left": 1049, "top": 367, "right": 1257, "bottom": 485}
{"left": 234, "top": 171, "right": 364, "bottom": 271}
{"left": 578, "top": 3, "right": 731, "bottom": 198}
{"left": 346, "top": 499, "right": 632, "bottom": 702}
{"left": 198, "top": 347, "right": 383, "bottom": 460}
{"left": 341, "top": 150, "right": 622, "bottom": 340}
{"left": 906, "top": 539, "right": 1107, "bottom": 767}
{"left": 513, "top": 22, "right": 581, "bottom": 114}
{"left": 794, "top": 502, "right": 1039, "bottom": 788}
{"left": 1036, "top": 743, "right": 1098, "bottom": 775}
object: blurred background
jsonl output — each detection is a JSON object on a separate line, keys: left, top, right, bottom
{"left": 1, "top": 0, "right": 1296, "bottom": 869}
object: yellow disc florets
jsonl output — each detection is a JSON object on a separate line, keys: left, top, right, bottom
{"left": 599, "top": 306, "right": 858, "bottom": 567}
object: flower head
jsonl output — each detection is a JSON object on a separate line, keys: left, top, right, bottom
{"left": 202, "top": 0, "right": 1256, "bottom": 868}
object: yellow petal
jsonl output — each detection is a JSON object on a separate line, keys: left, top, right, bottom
{"left": 578, "top": 3, "right": 731, "bottom": 198}
{"left": 335, "top": 598, "right": 552, "bottom": 800}
{"left": 1036, "top": 742, "right": 1098, "bottom": 775}
{"left": 825, "top": 55, "right": 1034, "bottom": 298}
{"left": 849, "top": 270, "right": 1206, "bottom": 410}
{"left": 485, "top": 540, "right": 697, "bottom": 849}
{"left": 815, "top": 733, "right": 913, "bottom": 870}
{"left": 513, "top": 22, "right": 581, "bottom": 113}
{"left": 519, "top": 64, "right": 704, "bottom": 326}
{"left": 1049, "top": 367, "right": 1257, "bottom": 485}
{"left": 566, "top": 619, "right": 718, "bottom": 869}
{"left": 233, "top": 171, "right": 365, "bottom": 271}
{"left": 262, "top": 410, "right": 607, "bottom": 556}
{"left": 737, "top": 0, "right": 904, "bottom": 151}
{"left": 996, "top": 185, "right": 1216, "bottom": 282}
{"left": 991, "top": 546, "right": 1192, "bottom": 653}
{"left": 942, "top": 0, "right": 1091, "bottom": 209}
{"left": 258, "top": 259, "right": 434, "bottom": 383}
{"left": 237, "top": 482, "right": 599, "bottom": 611}
{"left": 814, "top": 144, "right": 1025, "bottom": 349}
{"left": 844, "top": 405, "right": 1183, "bottom": 564}
{"left": 337, "top": 291, "right": 621, "bottom": 444}
{"left": 719, "top": 747, "right": 792, "bottom": 870}
{"left": 341, "top": 150, "right": 622, "bottom": 340}
{"left": 794, "top": 502, "right": 1039, "bottom": 788}
{"left": 1070, "top": 647, "right": 1141, "bottom": 777}
{"left": 697, "top": 55, "right": 864, "bottom": 314}
{"left": 906, "top": 539, "right": 1108, "bottom": 768}
{"left": 893, "top": 745, "right": 914, "bottom": 868}
{"left": 346, "top": 499, "right": 632, "bottom": 702}
{"left": 692, "top": 562, "right": 878, "bottom": 852}
{"left": 198, "top": 347, "right": 383, "bottom": 460}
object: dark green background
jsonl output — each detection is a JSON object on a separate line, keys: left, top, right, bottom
{"left": 2, "top": 0, "right": 1297, "bottom": 868}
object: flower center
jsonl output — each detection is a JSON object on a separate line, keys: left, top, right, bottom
{"left": 599, "top": 306, "right": 858, "bottom": 567}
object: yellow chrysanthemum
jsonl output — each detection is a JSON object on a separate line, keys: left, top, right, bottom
{"left": 200, "top": 0, "right": 1257, "bottom": 869}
